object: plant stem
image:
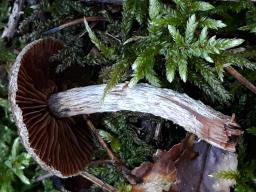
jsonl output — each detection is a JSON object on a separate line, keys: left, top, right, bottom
{"left": 81, "top": 172, "right": 117, "bottom": 192}
{"left": 225, "top": 66, "right": 256, "bottom": 95}
{"left": 43, "top": 16, "right": 106, "bottom": 35}
{"left": 84, "top": 115, "right": 139, "bottom": 184}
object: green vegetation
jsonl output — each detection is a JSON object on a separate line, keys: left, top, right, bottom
{"left": 0, "top": 61, "right": 54, "bottom": 192}
{"left": 84, "top": 0, "right": 256, "bottom": 103}
{"left": 1, "top": 0, "right": 256, "bottom": 191}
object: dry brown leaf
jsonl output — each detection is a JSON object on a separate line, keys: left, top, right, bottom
{"left": 131, "top": 134, "right": 237, "bottom": 192}
{"left": 131, "top": 145, "right": 179, "bottom": 192}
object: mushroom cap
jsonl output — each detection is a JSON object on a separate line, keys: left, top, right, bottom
{"left": 9, "top": 38, "right": 94, "bottom": 177}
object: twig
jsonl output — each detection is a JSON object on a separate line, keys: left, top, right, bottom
{"left": 225, "top": 48, "right": 256, "bottom": 95}
{"left": 81, "top": 172, "right": 117, "bottom": 192}
{"left": 84, "top": 115, "right": 139, "bottom": 184}
{"left": 1, "top": 0, "right": 24, "bottom": 39}
{"left": 154, "top": 122, "right": 162, "bottom": 142}
{"left": 80, "top": 0, "right": 123, "bottom": 5}
{"left": 81, "top": 0, "right": 256, "bottom": 3}
{"left": 225, "top": 66, "right": 256, "bottom": 95}
{"left": 85, "top": 115, "right": 119, "bottom": 161}
{"left": 26, "top": 0, "right": 38, "bottom": 6}
{"left": 35, "top": 171, "right": 116, "bottom": 192}
{"left": 35, "top": 173, "right": 53, "bottom": 182}
{"left": 43, "top": 16, "right": 106, "bottom": 35}
{"left": 218, "top": 0, "right": 256, "bottom": 2}
{"left": 90, "top": 159, "right": 115, "bottom": 166}
{"left": 35, "top": 170, "right": 116, "bottom": 191}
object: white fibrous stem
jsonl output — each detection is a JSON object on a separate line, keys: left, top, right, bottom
{"left": 49, "top": 83, "right": 242, "bottom": 152}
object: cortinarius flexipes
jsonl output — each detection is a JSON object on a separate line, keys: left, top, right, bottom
{"left": 9, "top": 38, "right": 242, "bottom": 177}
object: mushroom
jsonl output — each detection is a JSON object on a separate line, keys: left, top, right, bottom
{"left": 9, "top": 38, "right": 242, "bottom": 177}
{"left": 9, "top": 39, "right": 94, "bottom": 177}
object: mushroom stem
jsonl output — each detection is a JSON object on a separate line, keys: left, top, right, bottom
{"left": 48, "top": 83, "right": 242, "bottom": 152}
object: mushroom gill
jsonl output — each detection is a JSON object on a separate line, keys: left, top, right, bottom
{"left": 10, "top": 39, "right": 94, "bottom": 177}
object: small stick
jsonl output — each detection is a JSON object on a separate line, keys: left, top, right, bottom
{"left": 85, "top": 116, "right": 118, "bottom": 162}
{"left": 81, "top": 0, "right": 256, "bottom": 3}
{"left": 218, "top": 0, "right": 256, "bottom": 2}
{"left": 35, "top": 173, "right": 53, "bottom": 182}
{"left": 84, "top": 115, "right": 139, "bottom": 184}
{"left": 43, "top": 16, "right": 106, "bottom": 35}
{"left": 35, "top": 171, "right": 116, "bottom": 192}
{"left": 80, "top": 0, "right": 123, "bottom": 4}
{"left": 90, "top": 159, "right": 115, "bottom": 166}
{"left": 81, "top": 172, "right": 117, "bottom": 192}
{"left": 1, "top": 0, "right": 24, "bottom": 39}
{"left": 154, "top": 122, "right": 162, "bottom": 142}
{"left": 225, "top": 66, "right": 256, "bottom": 95}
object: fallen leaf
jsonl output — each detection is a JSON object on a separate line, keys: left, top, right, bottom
{"left": 131, "top": 134, "right": 238, "bottom": 192}
{"left": 175, "top": 140, "right": 237, "bottom": 192}
{"left": 131, "top": 145, "right": 178, "bottom": 192}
